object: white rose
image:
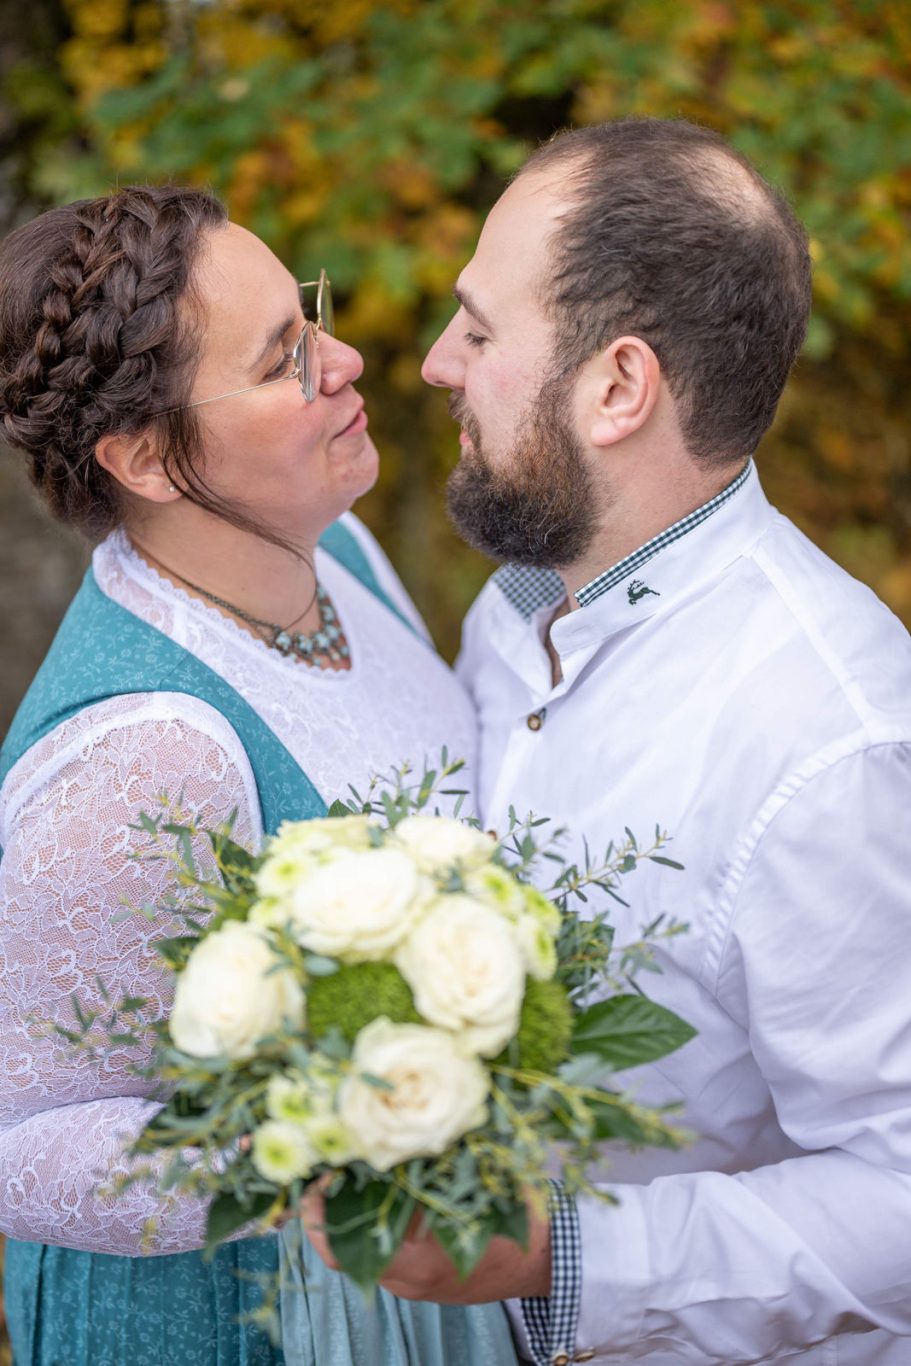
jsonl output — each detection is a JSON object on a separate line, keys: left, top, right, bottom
{"left": 169, "top": 921, "right": 304, "bottom": 1060}
{"left": 283, "top": 848, "right": 423, "bottom": 961}
{"left": 251, "top": 1119, "right": 318, "bottom": 1184}
{"left": 253, "top": 816, "right": 376, "bottom": 911}
{"left": 396, "top": 895, "right": 526, "bottom": 1056}
{"left": 271, "top": 815, "right": 375, "bottom": 855}
{"left": 338, "top": 1018, "right": 489, "bottom": 1171}
{"left": 392, "top": 815, "right": 496, "bottom": 875}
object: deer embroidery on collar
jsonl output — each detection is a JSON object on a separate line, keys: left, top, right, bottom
{"left": 627, "top": 579, "right": 661, "bottom": 605}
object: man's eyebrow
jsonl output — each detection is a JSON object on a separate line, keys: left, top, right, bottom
{"left": 452, "top": 285, "right": 494, "bottom": 334}
{"left": 248, "top": 315, "right": 297, "bottom": 374}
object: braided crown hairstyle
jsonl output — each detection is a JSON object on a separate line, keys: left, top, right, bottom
{"left": 0, "top": 185, "right": 229, "bottom": 538}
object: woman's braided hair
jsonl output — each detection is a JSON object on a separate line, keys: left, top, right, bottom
{"left": 0, "top": 185, "right": 228, "bottom": 537}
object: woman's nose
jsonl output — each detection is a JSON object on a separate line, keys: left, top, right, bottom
{"left": 318, "top": 332, "right": 364, "bottom": 394}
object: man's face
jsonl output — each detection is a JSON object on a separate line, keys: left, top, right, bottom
{"left": 422, "top": 171, "right": 598, "bottom": 569}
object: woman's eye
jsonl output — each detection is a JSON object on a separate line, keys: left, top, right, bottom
{"left": 465, "top": 332, "right": 488, "bottom": 349}
{"left": 266, "top": 351, "right": 295, "bottom": 380}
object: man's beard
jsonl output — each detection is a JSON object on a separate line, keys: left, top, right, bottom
{"left": 445, "top": 376, "right": 598, "bottom": 570}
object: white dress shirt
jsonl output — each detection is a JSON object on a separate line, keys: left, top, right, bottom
{"left": 458, "top": 463, "right": 911, "bottom": 1364}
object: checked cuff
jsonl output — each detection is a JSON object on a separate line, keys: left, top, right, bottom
{"left": 520, "top": 1180, "right": 582, "bottom": 1366}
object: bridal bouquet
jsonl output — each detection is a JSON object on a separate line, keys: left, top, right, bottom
{"left": 61, "top": 756, "right": 692, "bottom": 1297}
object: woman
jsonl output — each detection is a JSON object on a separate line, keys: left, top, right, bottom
{"left": 0, "top": 186, "right": 519, "bottom": 1365}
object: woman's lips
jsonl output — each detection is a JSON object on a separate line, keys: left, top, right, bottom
{"left": 335, "top": 406, "right": 367, "bottom": 438}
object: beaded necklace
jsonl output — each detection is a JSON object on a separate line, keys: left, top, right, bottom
{"left": 131, "top": 542, "right": 351, "bottom": 669}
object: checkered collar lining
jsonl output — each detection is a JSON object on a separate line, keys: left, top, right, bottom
{"left": 491, "top": 460, "right": 753, "bottom": 621}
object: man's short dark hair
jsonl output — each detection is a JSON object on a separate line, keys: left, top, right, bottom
{"left": 522, "top": 118, "right": 812, "bottom": 465}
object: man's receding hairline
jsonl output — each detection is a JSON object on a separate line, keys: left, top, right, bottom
{"left": 516, "top": 135, "right": 778, "bottom": 233}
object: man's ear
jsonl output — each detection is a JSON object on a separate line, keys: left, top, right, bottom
{"left": 94, "top": 431, "right": 181, "bottom": 504}
{"left": 584, "top": 336, "right": 661, "bottom": 448}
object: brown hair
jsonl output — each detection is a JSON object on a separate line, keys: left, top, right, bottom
{"left": 521, "top": 119, "right": 812, "bottom": 465}
{"left": 0, "top": 184, "right": 231, "bottom": 537}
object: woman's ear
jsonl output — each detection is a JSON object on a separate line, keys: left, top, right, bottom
{"left": 584, "top": 336, "right": 661, "bottom": 448}
{"left": 94, "top": 432, "right": 181, "bottom": 503}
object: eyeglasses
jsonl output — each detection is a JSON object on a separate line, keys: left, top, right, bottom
{"left": 155, "top": 268, "right": 334, "bottom": 415}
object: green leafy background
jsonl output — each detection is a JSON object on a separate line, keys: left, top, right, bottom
{"left": 0, "top": 0, "right": 909, "bottom": 1348}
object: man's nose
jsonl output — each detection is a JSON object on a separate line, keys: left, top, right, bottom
{"left": 421, "top": 317, "right": 464, "bottom": 390}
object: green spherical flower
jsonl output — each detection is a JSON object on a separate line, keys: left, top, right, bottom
{"left": 307, "top": 962, "right": 420, "bottom": 1044}
{"left": 514, "top": 978, "right": 574, "bottom": 1074}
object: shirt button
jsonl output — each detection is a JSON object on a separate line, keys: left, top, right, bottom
{"left": 573, "top": 1352, "right": 596, "bottom": 1362}
{"left": 526, "top": 709, "right": 545, "bottom": 731}
{"left": 550, "top": 1354, "right": 570, "bottom": 1366}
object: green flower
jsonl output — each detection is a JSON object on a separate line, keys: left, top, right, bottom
{"left": 306, "top": 961, "right": 420, "bottom": 1044}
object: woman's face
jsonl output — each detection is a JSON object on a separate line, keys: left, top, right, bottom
{"left": 184, "top": 222, "right": 378, "bottom": 544}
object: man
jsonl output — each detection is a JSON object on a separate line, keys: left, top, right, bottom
{"left": 307, "top": 118, "right": 911, "bottom": 1363}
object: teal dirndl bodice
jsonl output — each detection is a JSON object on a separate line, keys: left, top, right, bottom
{"left": 0, "top": 523, "right": 519, "bottom": 1366}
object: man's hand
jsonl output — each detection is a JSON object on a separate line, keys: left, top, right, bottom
{"left": 300, "top": 1182, "right": 552, "bottom": 1304}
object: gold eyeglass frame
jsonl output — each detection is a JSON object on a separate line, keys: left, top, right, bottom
{"left": 154, "top": 269, "right": 333, "bottom": 415}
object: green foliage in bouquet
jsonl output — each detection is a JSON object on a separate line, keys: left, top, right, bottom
{"left": 53, "top": 754, "right": 693, "bottom": 1317}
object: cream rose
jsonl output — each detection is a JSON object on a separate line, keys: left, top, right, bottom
{"left": 338, "top": 1018, "right": 489, "bottom": 1170}
{"left": 169, "top": 921, "right": 304, "bottom": 1060}
{"left": 396, "top": 894, "right": 526, "bottom": 1056}
{"left": 283, "top": 847, "right": 423, "bottom": 961}
{"left": 253, "top": 816, "right": 375, "bottom": 911}
{"left": 392, "top": 815, "right": 496, "bottom": 875}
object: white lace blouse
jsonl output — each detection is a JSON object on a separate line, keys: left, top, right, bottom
{"left": 0, "top": 516, "right": 478, "bottom": 1256}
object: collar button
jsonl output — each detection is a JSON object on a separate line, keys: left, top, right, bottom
{"left": 526, "top": 709, "right": 544, "bottom": 731}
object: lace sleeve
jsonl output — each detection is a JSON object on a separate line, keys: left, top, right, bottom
{"left": 0, "top": 696, "right": 262, "bottom": 1255}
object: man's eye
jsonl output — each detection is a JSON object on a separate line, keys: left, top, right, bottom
{"left": 465, "top": 332, "right": 488, "bottom": 348}
{"left": 266, "top": 351, "right": 295, "bottom": 380}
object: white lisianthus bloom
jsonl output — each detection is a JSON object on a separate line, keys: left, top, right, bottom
{"left": 463, "top": 863, "right": 527, "bottom": 920}
{"left": 266, "top": 1072, "right": 314, "bottom": 1124}
{"left": 339, "top": 1018, "right": 489, "bottom": 1171}
{"left": 396, "top": 895, "right": 526, "bottom": 1056}
{"left": 522, "top": 883, "right": 562, "bottom": 937}
{"left": 284, "top": 848, "right": 423, "bottom": 961}
{"left": 392, "top": 815, "right": 496, "bottom": 875}
{"left": 169, "top": 921, "right": 304, "bottom": 1060}
{"left": 304, "top": 1113, "right": 357, "bottom": 1165}
{"left": 251, "top": 1119, "right": 318, "bottom": 1184}
{"left": 515, "top": 913, "right": 559, "bottom": 980}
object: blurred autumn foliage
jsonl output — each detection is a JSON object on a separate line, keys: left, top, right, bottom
{"left": 0, "top": 3, "right": 909, "bottom": 1352}
{"left": 2, "top": 0, "right": 911, "bottom": 656}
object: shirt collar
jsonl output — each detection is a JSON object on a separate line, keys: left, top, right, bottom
{"left": 488, "top": 461, "right": 773, "bottom": 681}
{"left": 574, "top": 459, "right": 753, "bottom": 608}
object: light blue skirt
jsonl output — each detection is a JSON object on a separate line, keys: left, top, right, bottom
{"left": 278, "top": 1221, "right": 520, "bottom": 1366}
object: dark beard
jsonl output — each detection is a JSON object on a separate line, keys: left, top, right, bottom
{"left": 445, "top": 378, "right": 598, "bottom": 569}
